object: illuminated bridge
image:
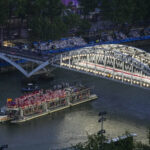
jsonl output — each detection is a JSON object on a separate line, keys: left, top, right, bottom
{"left": 0, "top": 46, "right": 51, "bottom": 78}
{"left": 52, "top": 44, "right": 150, "bottom": 90}
{"left": 1, "top": 44, "right": 150, "bottom": 90}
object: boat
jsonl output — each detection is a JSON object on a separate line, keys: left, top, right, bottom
{"left": 3, "top": 84, "right": 97, "bottom": 123}
{"left": 0, "top": 106, "right": 11, "bottom": 123}
{"left": 21, "top": 83, "right": 40, "bottom": 92}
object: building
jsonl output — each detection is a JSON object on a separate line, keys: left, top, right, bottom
{"left": 61, "top": 0, "right": 79, "bottom": 8}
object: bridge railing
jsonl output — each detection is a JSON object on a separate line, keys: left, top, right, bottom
{"left": 41, "top": 35, "right": 150, "bottom": 55}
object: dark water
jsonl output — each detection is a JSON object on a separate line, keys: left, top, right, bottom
{"left": 0, "top": 44, "right": 150, "bottom": 150}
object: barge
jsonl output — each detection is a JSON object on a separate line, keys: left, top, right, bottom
{"left": 1, "top": 84, "right": 97, "bottom": 123}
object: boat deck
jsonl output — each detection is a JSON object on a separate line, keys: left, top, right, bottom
{"left": 11, "top": 94, "right": 98, "bottom": 123}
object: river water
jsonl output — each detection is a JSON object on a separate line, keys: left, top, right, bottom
{"left": 0, "top": 44, "right": 150, "bottom": 150}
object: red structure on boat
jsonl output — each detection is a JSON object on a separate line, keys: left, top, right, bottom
{"left": 7, "top": 89, "right": 66, "bottom": 109}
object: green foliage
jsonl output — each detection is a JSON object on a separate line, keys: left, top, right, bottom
{"left": 148, "top": 127, "right": 150, "bottom": 145}
{"left": 0, "top": 0, "right": 9, "bottom": 26}
{"left": 74, "top": 134, "right": 106, "bottom": 150}
{"left": 30, "top": 0, "right": 64, "bottom": 21}
{"left": 64, "top": 13, "right": 81, "bottom": 29}
{"left": 78, "top": 0, "right": 99, "bottom": 16}
{"left": 100, "top": 0, "right": 150, "bottom": 25}
{"left": 15, "top": 0, "right": 27, "bottom": 19}
{"left": 77, "top": 19, "right": 91, "bottom": 35}
{"left": 135, "top": 141, "right": 150, "bottom": 150}
{"left": 29, "top": 17, "right": 67, "bottom": 40}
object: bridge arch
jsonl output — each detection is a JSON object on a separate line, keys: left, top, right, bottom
{"left": 0, "top": 53, "right": 50, "bottom": 78}
{"left": 52, "top": 44, "right": 150, "bottom": 90}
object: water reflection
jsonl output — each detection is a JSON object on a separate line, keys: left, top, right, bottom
{"left": 0, "top": 68, "right": 150, "bottom": 150}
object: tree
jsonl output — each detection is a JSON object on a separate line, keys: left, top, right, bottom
{"left": 64, "top": 13, "right": 81, "bottom": 29}
{"left": 0, "top": 0, "right": 9, "bottom": 46}
{"left": 15, "top": 0, "right": 28, "bottom": 37}
{"left": 77, "top": 19, "right": 91, "bottom": 36}
{"left": 30, "top": 0, "right": 64, "bottom": 22}
{"left": 27, "top": 0, "right": 68, "bottom": 40}
{"left": 148, "top": 127, "right": 150, "bottom": 145}
{"left": 100, "top": 0, "right": 150, "bottom": 26}
{"left": 78, "top": 0, "right": 99, "bottom": 17}
{"left": 101, "top": 0, "right": 135, "bottom": 25}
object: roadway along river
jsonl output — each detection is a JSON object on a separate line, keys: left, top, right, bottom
{"left": 0, "top": 44, "right": 150, "bottom": 150}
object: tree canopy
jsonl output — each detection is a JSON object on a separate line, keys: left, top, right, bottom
{"left": 78, "top": 0, "right": 99, "bottom": 16}
{"left": 100, "top": 0, "right": 150, "bottom": 25}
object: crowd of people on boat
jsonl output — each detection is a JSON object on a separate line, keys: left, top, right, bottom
{"left": 7, "top": 89, "right": 66, "bottom": 108}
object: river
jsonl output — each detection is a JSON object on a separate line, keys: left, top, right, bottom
{"left": 0, "top": 43, "right": 150, "bottom": 150}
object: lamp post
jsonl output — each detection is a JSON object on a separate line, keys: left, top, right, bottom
{"left": 98, "top": 111, "right": 107, "bottom": 150}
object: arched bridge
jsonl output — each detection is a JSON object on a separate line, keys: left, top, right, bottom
{"left": 1, "top": 44, "right": 150, "bottom": 89}
{"left": 0, "top": 46, "right": 52, "bottom": 77}
{"left": 52, "top": 44, "right": 150, "bottom": 90}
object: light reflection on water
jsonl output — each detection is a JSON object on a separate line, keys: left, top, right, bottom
{"left": 0, "top": 66, "right": 150, "bottom": 150}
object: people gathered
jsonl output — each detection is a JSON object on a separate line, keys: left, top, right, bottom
{"left": 33, "top": 36, "right": 87, "bottom": 51}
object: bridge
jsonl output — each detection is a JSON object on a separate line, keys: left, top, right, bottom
{"left": 0, "top": 46, "right": 53, "bottom": 77}
{"left": 0, "top": 44, "right": 150, "bottom": 89}
{"left": 52, "top": 44, "right": 150, "bottom": 90}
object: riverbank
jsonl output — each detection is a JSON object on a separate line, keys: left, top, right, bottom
{"left": 125, "top": 39, "right": 150, "bottom": 51}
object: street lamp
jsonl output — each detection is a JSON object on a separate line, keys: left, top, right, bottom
{"left": 98, "top": 111, "right": 107, "bottom": 150}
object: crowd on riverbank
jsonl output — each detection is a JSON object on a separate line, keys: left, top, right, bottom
{"left": 32, "top": 37, "right": 87, "bottom": 51}
{"left": 7, "top": 26, "right": 150, "bottom": 52}
{"left": 88, "top": 26, "right": 150, "bottom": 44}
